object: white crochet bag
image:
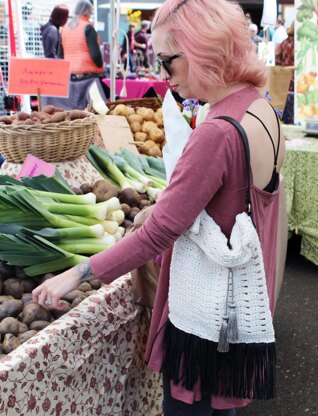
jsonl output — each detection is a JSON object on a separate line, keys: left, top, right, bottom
{"left": 162, "top": 116, "right": 276, "bottom": 400}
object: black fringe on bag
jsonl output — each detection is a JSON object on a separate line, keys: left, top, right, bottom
{"left": 161, "top": 320, "right": 276, "bottom": 400}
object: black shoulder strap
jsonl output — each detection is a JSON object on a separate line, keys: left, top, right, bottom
{"left": 214, "top": 116, "right": 252, "bottom": 216}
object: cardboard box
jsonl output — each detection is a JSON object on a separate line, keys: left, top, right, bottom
{"left": 95, "top": 115, "right": 140, "bottom": 155}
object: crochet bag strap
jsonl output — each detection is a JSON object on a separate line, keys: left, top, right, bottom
{"left": 214, "top": 116, "right": 252, "bottom": 216}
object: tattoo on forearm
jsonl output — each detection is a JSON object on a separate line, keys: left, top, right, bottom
{"left": 75, "top": 261, "right": 94, "bottom": 281}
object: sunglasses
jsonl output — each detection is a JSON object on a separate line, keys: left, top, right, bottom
{"left": 155, "top": 53, "right": 183, "bottom": 76}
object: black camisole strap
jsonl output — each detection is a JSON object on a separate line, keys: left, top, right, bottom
{"left": 245, "top": 106, "right": 281, "bottom": 193}
{"left": 246, "top": 107, "right": 281, "bottom": 168}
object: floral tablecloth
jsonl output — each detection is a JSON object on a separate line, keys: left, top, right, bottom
{"left": 282, "top": 126, "right": 318, "bottom": 265}
{"left": 0, "top": 275, "right": 163, "bottom": 416}
{"left": 0, "top": 155, "right": 103, "bottom": 189}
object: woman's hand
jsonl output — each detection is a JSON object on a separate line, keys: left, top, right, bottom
{"left": 32, "top": 261, "right": 94, "bottom": 310}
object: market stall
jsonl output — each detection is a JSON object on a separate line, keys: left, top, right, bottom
{"left": 0, "top": 100, "right": 167, "bottom": 414}
{"left": 282, "top": 125, "right": 318, "bottom": 266}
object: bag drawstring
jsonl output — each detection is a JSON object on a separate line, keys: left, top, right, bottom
{"left": 218, "top": 268, "right": 238, "bottom": 352}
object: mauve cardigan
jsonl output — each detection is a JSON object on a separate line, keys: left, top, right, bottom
{"left": 90, "top": 87, "right": 280, "bottom": 409}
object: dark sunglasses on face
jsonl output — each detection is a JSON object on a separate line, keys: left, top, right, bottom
{"left": 155, "top": 53, "right": 183, "bottom": 76}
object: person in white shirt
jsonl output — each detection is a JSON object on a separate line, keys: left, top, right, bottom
{"left": 272, "top": 15, "right": 288, "bottom": 50}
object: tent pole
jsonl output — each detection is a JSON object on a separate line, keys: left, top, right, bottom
{"left": 110, "top": 0, "right": 116, "bottom": 101}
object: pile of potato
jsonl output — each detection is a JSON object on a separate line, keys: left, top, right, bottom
{"left": 76, "top": 180, "right": 152, "bottom": 230}
{"left": 0, "top": 262, "right": 102, "bottom": 358}
{"left": 0, "top": 105, "right": 90, "bottom": 126}
{"left": 109, "top": 104, "right": 165, "bottom": 157}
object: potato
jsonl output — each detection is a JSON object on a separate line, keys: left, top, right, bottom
{"left": 62, "top": 290, "right": 86, "bottom": 303}
{"left": 130, "top": 121, "right": 142, "bottom": 133}
{"left": 19, "top": 279, "right": 37, "bottom": 293}
{"left": 140, "top": 139, "right": 157, "bottom": 154}
{"left": 71, "top": 297, "right": 84, "bottom": 308}
{"left": 141, "top": 121, "right": 157, "bottom": 134}
{"left": 113, "top": 104, "right": 129, "bottom": 117}
{"left": 18, "top": 330, "right": 37, "bottom": 343}
{"left": 2, "top": 278, "right": 24, "bottom": 299}
{"left": 17, "top": 112, "right": 30, "bottom": 121}
{"left": 149, "top": 127, "right": 165, "bottom": 143}
{"left": 0, "top": 317, "right": 20, "bottom": 336}
{"left": 89, "top": 279, "right": 102, "bottom": 290}
{"left": 0, "top": 300, "right": 23, "bottom": 320}
{"left": 23, "top": 119, "right": 35, "bottom": 126}
{"left": 22, "top": 303, "right": 52, "bottom": 326}
{"left": 143, "top": 108, "right": 155, "bottom": 121}
{"left": 126, "top": 107, "right": 135, "bottom": 116}
{"left": 78, "top": 282, "right": 92, "bottom": 293}
{"left": 42, "top": 105, "right": 57, "bottom": 115}
{"left": 29, "top": 320, "right": 51, "bottom": 331}
{"left": 0, "top": 295, "right": 14, "bottom": 303}
{"left": 21, "top": 293, "right": 34, "bottom": 306}
{"left": 127, "top": 114, "right": 143, "bottom": 125}
{"left": 2, "top": 334, "right": 21, "bottom": 354}
{"left": 0, "top": 116, "right": 13, "bottom": 125}
{"left": 80, "top": 183, "right": 93, "bottom": 194}
{"left": 154, "top": 113, "right": 164, "bottom": 128}
{"left": 156, "top": 108, "right": 163, "bottom": 117}
{"left": 134, "top": 132, "right": 148, "bottom": 142}
{"left": 68, "top": 110, "right": 88, "bottom": 120}
{"left": 50, "top": 111, "right": 67, "bottom": 123}
{"left": 18, "top": 322, "right": 29, "bottom": 334}
{"left": 148, "top": 145, "right": 162, "bottom": 157}
{"left": 52, "top": 301, "right": 71, "bottom": 319}
{"left": 136, "top": 107, "right": 148, "bottom": 117}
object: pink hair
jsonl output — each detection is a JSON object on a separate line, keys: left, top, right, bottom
{"left": 152, "top": 0, "right": 267, "bottom": 94}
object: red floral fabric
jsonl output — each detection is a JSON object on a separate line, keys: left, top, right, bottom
{"left": 0, "top": 156, "right": 103, "bottom": 189}
{"left": 0, "top": 275, "right": 163, "bottom": 415}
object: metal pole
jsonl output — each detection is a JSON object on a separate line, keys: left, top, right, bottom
{"left": 110, "top": 0, "right": 116, "bottom": 101}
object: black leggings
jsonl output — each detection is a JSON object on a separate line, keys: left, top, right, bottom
{"left": 163, "top": 377, "right": 236, "bottom": 416}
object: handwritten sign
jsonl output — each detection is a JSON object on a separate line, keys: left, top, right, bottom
{"left": 8, "top": 58, "right": 71, "bottom": 97}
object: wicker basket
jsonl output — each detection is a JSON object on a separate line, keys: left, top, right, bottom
{"left": 0, "top": 115, "right": 96, "bottom": 164}
{"left": 107, "top": 97, "right": 162, "bottom": 112}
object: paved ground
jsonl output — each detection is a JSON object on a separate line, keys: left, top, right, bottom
{"left": 238, "top": 236, "right": 318, "bottom": 416}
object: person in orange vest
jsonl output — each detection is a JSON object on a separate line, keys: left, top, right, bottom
{"left": 42, "top": 0, "right": 107, "bottom": 109}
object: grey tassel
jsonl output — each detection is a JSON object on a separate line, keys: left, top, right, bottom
{"left": 217, "top": 315, "right": 229, "bottom": 353}
{"left": 227, "top": 303, "right": 238, "bottom": 342}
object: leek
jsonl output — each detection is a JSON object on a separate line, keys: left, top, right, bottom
{"left": 44, "top": 201, "right": 108, "bottom": 221}
{"left": 112, "top": 154, "right": 154, "bottom": 187}
{"left": 22, "top": 224, "right": 105, "bottom": 240}
{"left": 29, "top": 189, "right": 96, "bottom": 205}
{"left": 57, "top": 243, "right": 113, "bottom": 255}
{"left": 87, "top": 145, "right": 132, "bottom": 190}
{"left": 64, "top": 215, "right": 119, "bottom": 234}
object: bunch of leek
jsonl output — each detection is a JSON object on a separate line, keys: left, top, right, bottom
{"left": 86, "top": 145, "right": 167, "bottom": 201}
{"left": 0, "top": 179, "right": 124, "bottom": 275}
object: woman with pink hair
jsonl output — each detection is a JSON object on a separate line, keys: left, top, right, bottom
{"left": 33, "top": 1, "right": 285, "bottom": 414}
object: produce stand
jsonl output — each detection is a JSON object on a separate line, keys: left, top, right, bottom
{"left": 0, "top": 104, "right": 166, "bottom": 414}
{"left": 0, "top": 274, "right": 163, "bottom": 415}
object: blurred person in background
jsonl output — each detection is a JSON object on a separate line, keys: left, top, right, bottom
{"left": 134, "top": 20, "right": 151, "bottom": 69}
{"left": 273, "top": 15, "right": 288, "bottom": 52}
{"left": 42, "top": 0, "right": 107, "bottom": 110}
{"left": 276, "top": 21, "right": 295, "bottom": 124}
{"left": 248, "top": 23, "right": 262, "bottom": 49}
{"left": 41, "top": 4, "right": 69, "bottom": 58}
{"left": 120, "top": 24, "right": 137, "bottom": 73}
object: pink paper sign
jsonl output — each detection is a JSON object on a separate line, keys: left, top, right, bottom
{"left": 17, "top": 154, "right": 55, "bottom": 180}
{"left": 8, "top": 58, "right": 70, "bottom": 97}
